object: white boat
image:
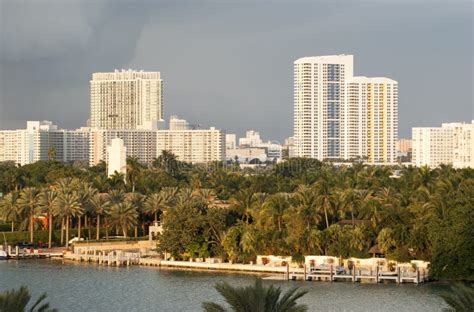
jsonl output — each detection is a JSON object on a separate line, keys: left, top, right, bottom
{"left": 0, "top": 250, "right": 7, "bottom": 260}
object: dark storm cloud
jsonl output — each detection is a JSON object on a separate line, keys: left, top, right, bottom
{"left": 0, "top": 0, "right": 472, "bottom": 141}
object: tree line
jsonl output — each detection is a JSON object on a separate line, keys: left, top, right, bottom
{"left": 0, "top": 154, "right": 473, "bottom": 281}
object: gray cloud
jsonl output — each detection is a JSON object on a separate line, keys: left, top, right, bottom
{"left": 1, "top": 0, "right": 472, "bottom": 141}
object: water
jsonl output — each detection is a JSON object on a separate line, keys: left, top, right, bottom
{"left": 0, "top": 260, "right": 451, "bottom": 311}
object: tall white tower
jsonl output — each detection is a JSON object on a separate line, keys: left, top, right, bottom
{"left": 107, "top": 138, "right": 127, "bottom": 178}
{"left": 90, "top": 69, "right": 163, "bottom": 130}
{"left": 293, "top": 55, "right": 354, "bottom": 160}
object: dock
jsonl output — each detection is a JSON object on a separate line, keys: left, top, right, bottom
{"left": 286, "top": 264, "right": 428, "bottom": 284}
{"left": 4, "top": 245, "right": 64, "bottom": 259}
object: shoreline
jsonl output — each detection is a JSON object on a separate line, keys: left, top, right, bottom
{"left": 59, "top": 252, "right": 429, "bottom": 284}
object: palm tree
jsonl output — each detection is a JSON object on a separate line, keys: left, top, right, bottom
{"left": 262, "top": 193, "right": 290, "bottom": 232}
{"left": 144, "top": 193, "right": 167, "bottom": 222}
{"left": 89, "top": 193, "right": 111, "bottom": 240}
{"left": 38, "top": 189, "right": 58, "bottom": 248}
{"left": 231, "top": 189, "right": 258, "bottom": 224}
{"left": 18, "top": 187, "right": 40, "bottom": 243}
{"left": 340, "top": 189, "right": 373, "bottom": 226}
{"left": 108, "top": 202, "right": 138, "bottom": 237}
{"left": 126, "top": 157, "right": 143, "bottom": 193}
{"left": 0, "top": 191, "right": 20, "bottom": 232}
{"left": 292, "top": 185, "right": 320, "bottom": 231}
{"left": 196, "top": 188, "right": 217, "bottom": 207}
{"left": 54, "top": 192, "right": 83, "bottom": 248}
{"left": 75, "top": 183, "right": 96, "bottom": 240}
{"left": 106, "top": 189, "right": 125, "bottom": 237}
{"left": 127, "top": 192, "right": 145, "bottom": 237}
{"left": 202, "top": 278, "right": 307, "bottom": 312}
{"left": 439, "top": 282, "right": 474, "bottom": 311}
{"left": 315, "top": 180, "right": 336, "bottom": 229}
{"left": 108, "top": 172, "right": 126, "bottom": 190}
{"left": 154, "top": 150, "right": 179, "bottom": 176}
{"left": 0, "top": 286, "right": 57, "bottom": 312}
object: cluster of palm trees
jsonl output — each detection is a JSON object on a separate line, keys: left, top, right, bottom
{"left": 0, "top": 178, "right": 188, "bottom": 248}
{"left": 0, "top": 158, "right": 472, "bottom": 279}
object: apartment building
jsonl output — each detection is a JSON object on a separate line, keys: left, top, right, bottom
{"left": 156, "top": 127, "right": 225, "bottom": 164}
{"left": 412, "top": 121, "right": 473, "bottom": 168}
{"left": 90, "top": 69, "right": 163, "bottom": 130}
{"left": 293, "top": 55, "right": 398, "bottom": 164}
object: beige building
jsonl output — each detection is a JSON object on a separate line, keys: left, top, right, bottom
{"left": 344, "top": 77, "right": 398, "bottom": 164}
{"left": 156, "top": 127, "right": 225, "bottom": 164}
{"left": 90, "top": 69, "right": 163, "bottom": 130}
{"left": 396, "top": 138, "right": 412, "bottom": 154}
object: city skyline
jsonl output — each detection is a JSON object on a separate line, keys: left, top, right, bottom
{"left": 1, "top": 1, "right": 472, "bottom": 141}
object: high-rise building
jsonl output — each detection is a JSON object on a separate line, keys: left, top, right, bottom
{"left": 293, "top": 55, "right": 398, "bottom": 164}
{"left": 90, "top": 69, "right": 163, "bottom": 130}
{"left": 411, "top": 121, "right": 473, "bottom": 168}
{"left": 294, "top": 55, "right": 354, "bottom": 160}
{"left": 345, "top": 77, "right": 398, "bottom": 164}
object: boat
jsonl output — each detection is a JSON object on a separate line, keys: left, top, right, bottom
{"left": 0, "top": 250, "right": 8, "bottom": 260}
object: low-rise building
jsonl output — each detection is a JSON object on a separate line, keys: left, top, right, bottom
{"left": 156, "top": 127, "right": 225, "bottom": 163}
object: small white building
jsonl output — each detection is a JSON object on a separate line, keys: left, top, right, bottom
{"left": 107, "top": 138, "right": 127, "bottom": 177}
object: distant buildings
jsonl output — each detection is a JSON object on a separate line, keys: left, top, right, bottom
{"left": 90, "top": 69, "right": 163, "bottom": 130}
{"left": 396, "top": 138, "right": 412, "bottom": 163}
{"left": 293, "top": 55, "right": 398, "bottom": 164}
{"left": 226, "top": 130, "right": 282, "bottom": 163}
{"left": 0, "top": 121, "right": 89, "bottom": 165}
{"left": 239, "top": 130, "right": 263, "bottom": 147}
{"left": 412, "top": 121, "right": 473, "bottom": 168}
{"left": 225, "top": 134, "right": 237, "bottom": 150}
{"left": 396, "top": 139, "right": 412, "bottom": 154}
{"left": 226, "top": 147, "right": 267, "bottom": 163}
{"left": 169, "top": 115, "right": 190, "bottom": 130}
{"left": 1, "top": 117, "right": 225, "bottom": 166}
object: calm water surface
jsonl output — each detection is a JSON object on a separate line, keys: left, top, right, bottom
{"left": 0, "top": 260, "right": 450, "bottom": 312}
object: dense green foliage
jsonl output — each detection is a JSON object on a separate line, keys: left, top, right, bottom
{"left": 1, "top": 157, "right": 473, "bottom": 280}
{"left": 439, "top": 282, "right": 474, "bottom": 311}
{"left": 202, "top": 278, "right": 307, "bottom": 312}
{"left": 0, "top": 286, "right": 57, "bottom": 312}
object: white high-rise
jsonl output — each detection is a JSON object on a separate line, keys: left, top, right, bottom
{"left": 0, "top": 121, "right": 90, "bottom": 165}
{"left": 293, "top": 55, "right": 398, "bottom": 164}
{"left": 412, "top": 121, "right": 473, "bottom": 168}
{"left": 90, "top": 69, "right": 163, "bottom": 130}
{"left": 294, "top": 55, "right": 354, "bottom": 160}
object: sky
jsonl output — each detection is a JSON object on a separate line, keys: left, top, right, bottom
{"left": 0, "top": 0, "right": 472, "bottom": 142}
